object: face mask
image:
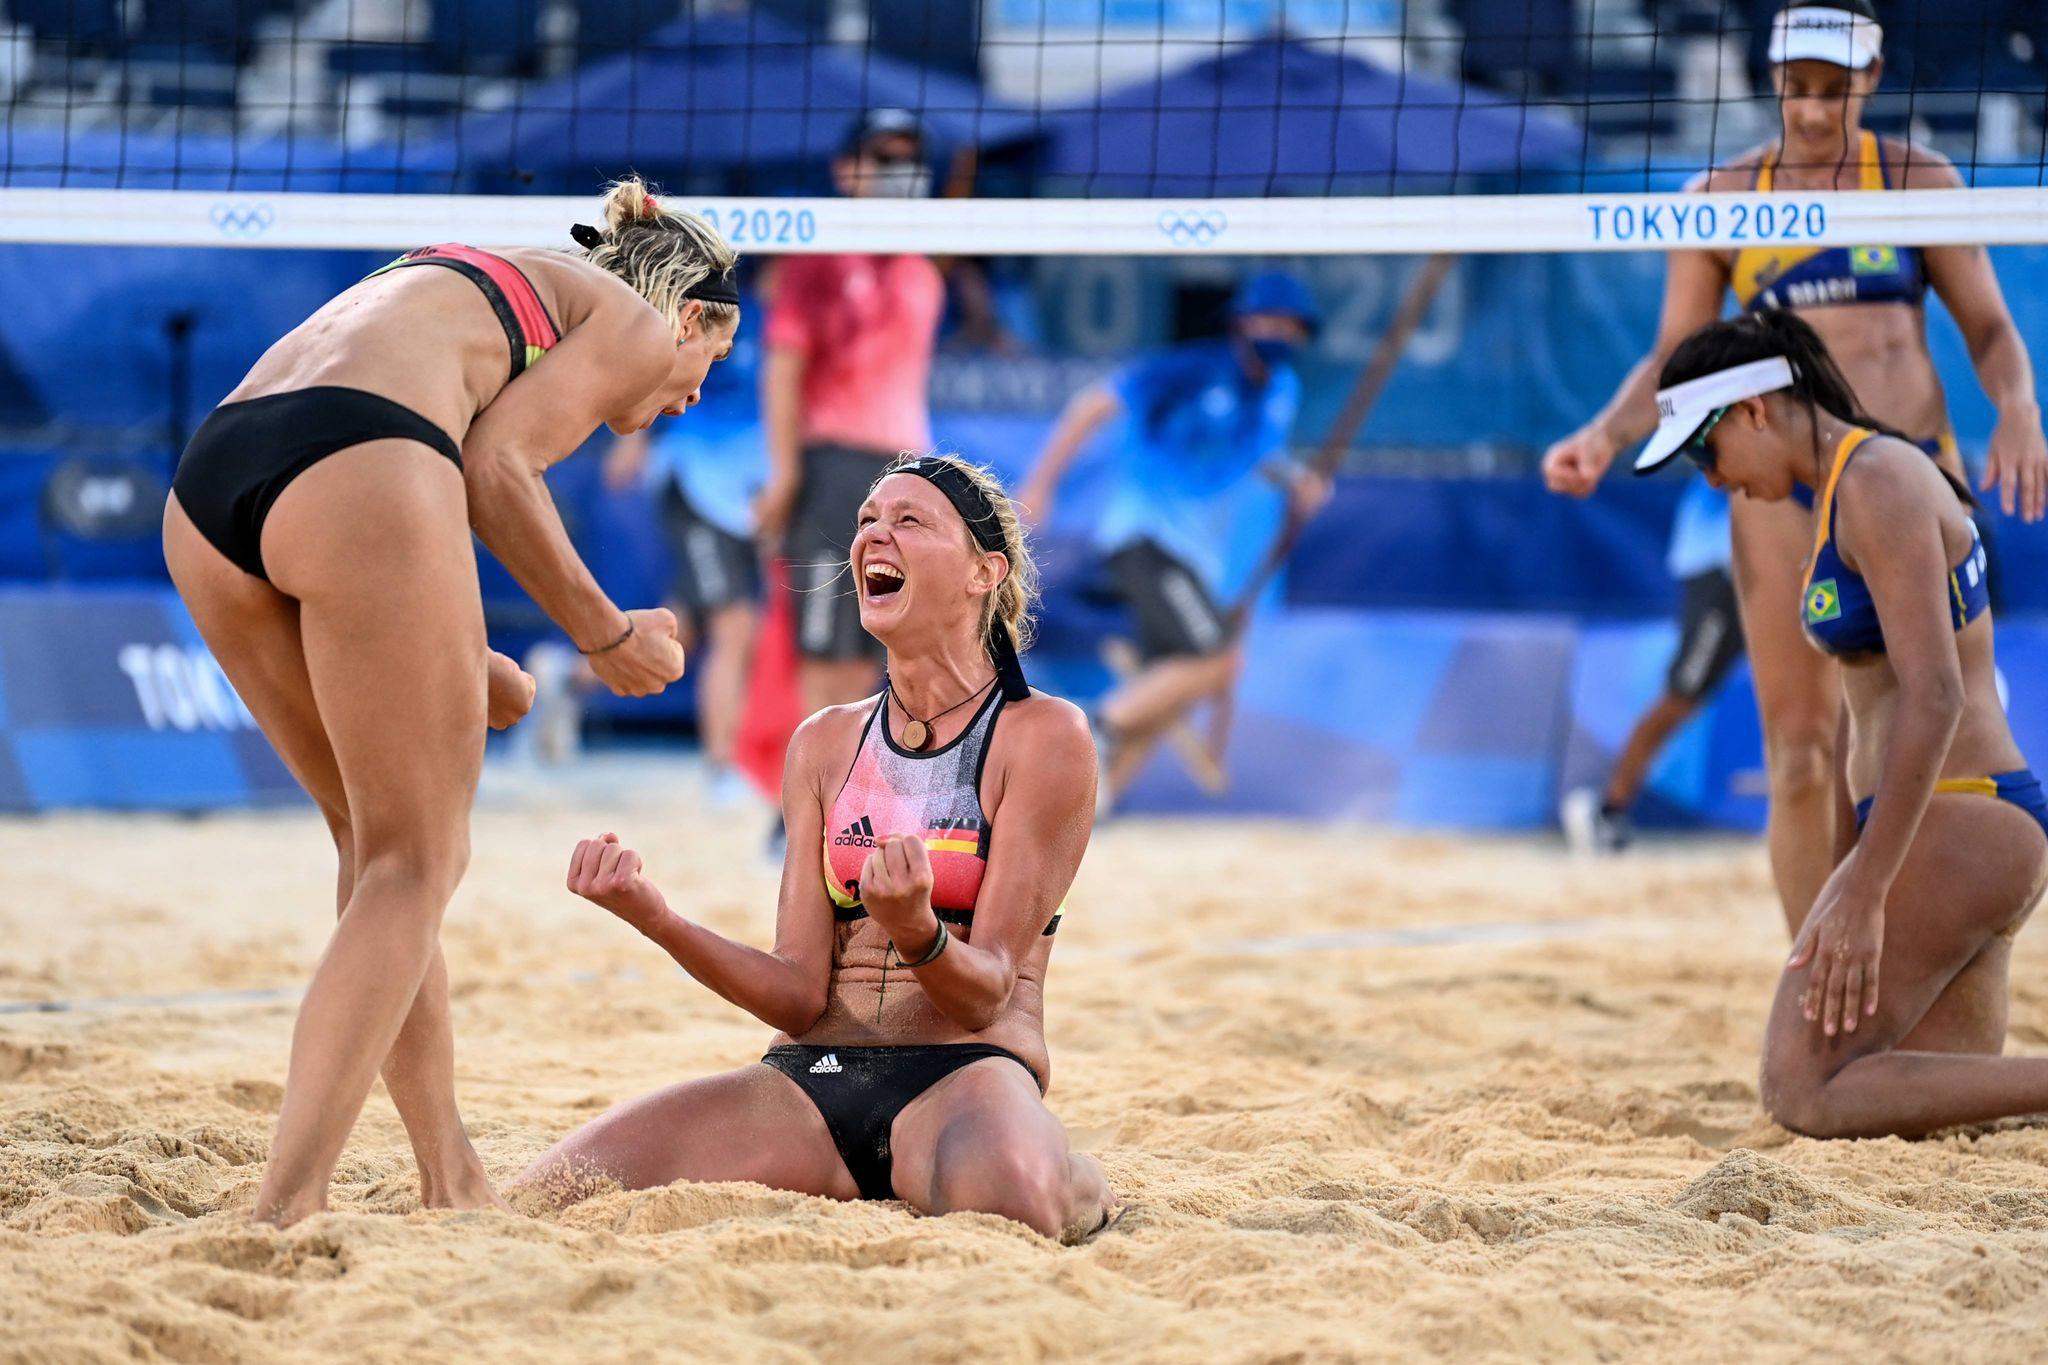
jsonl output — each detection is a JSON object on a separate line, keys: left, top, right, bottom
{"left": 864, "top": 164, "right": 931, "bottom": 199}
{"left": 1249, "top": 337, "right": 1300, "bottom": 369}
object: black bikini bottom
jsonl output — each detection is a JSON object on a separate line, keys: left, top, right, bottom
{"left": 761, "top": 1043, "right": 1040, "bottom": 1200}
{"left": 172, "top": 386, "right": 462, "bottom": 581}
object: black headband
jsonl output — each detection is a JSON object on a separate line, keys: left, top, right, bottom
{"left": 682, "top": 270, "right": 740, "bottom": 306}
{"left": 893, "top": 456, "right": 1006, "bottom": 552}
{"left": 888, "top": 457, "right": 1030, "bottom": 701}
{"left": 570, "top": 222, "right": 740, "bottom": 306}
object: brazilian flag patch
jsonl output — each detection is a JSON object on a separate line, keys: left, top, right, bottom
{"left": 1851, "top": 246, "right": 1898, "bottom": 276}
{"left": 1806, "top": 579, "right": 1842, "bottom": 624}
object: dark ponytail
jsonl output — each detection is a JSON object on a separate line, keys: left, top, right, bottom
{"left": 1659, "top": 311, "right": 1970, "bottom": 502}
{"left": 1754, "top": 311, "right": 1906, "bottom": 438}
{"left": 1660, "top": 310, "right": 1900, "bottom": 437}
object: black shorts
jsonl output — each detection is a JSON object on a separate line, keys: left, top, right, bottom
{"left": 761, "top": 1043, "right": 1040, "bottom": 1200}
{"left": 1667, "top": 567, "right": 1744, "bottom": 702}
{"left": 1106, "top": 540, "right": 1229, "bottom": 661}
{"left": 660, "top": 482, "right": 760, "bottom": 622}
{"left": 173, "top": 386, "right": 462, "bottom": 582}
{"left": 786, "top": 444, "right": 893, "bottom": 663}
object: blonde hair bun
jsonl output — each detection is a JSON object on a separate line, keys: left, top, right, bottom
{"left": 581, "top": 177, "right": 741, "bottom": 331}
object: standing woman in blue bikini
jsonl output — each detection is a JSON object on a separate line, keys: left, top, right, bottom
{"left": 1544, "top": 0, "right": 2047, "bottom": 931}
{"left": 1641, "top": 311, "right": 2048, "bottom": 1138}
{"left": 164, "top": 179, "right": 736, "bottom": 1225}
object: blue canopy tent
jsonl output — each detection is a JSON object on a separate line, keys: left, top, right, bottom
{"left": 1032, "top": 35, "right": 1587, "bottom": 196}
{"left": 436, "top": 11, "right": 1038, "bottom": 192}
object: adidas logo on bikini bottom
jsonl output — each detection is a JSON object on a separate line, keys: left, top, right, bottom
{"left": 809, "top": 1053, "right": 842, "bottom": 1075}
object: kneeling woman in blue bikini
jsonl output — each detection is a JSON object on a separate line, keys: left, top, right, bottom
{"left": 514, "top": 455, "right": 1116, "bottom": 1241}
{"left": 1640, "top": 310, "right": 2048, "bottom": 1138}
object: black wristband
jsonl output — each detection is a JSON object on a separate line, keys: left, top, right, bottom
{"left": 580, "top": 619, "right": 635, "bottom": 656}
{"left": 897, "top": 917, "right": 949, "bottom": 968}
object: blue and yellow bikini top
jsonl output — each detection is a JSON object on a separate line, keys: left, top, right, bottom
{"left": 1802, "top": 428, "right": 1989, "bottom": 658}
{"left": 1733, "top": 132, "right": 1927, "bottom": 313}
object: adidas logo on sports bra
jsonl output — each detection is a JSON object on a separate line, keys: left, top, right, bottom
{"left": 832, "top": 817, "right": 877, "bottom": 848}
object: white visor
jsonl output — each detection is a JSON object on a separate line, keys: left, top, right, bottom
{"left": 1635, "top": 356, "right": 1796, "bottom": 474}
{"left": 1769, "top": 7, "right": 1882, "bottom": 71}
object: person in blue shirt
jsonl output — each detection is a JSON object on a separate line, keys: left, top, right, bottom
{"left": 1561, "top": 477, "right": 1744, "bottom": 853}
{"left": 598, "top": 319, "right": 767, "bottom": 799}
{"left": 1020, "top": 271, "right": 1329, "bottom": 804}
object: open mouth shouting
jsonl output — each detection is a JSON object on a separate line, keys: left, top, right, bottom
{"left": 862, "top": 559, "right": 905, "bottom": 606}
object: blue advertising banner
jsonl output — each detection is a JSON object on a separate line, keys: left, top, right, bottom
{"left": 0, "top": 587, "right": 301, "bottom": 812}
{"left": 1055, "top": 609, "right": 2048, "bottom": 834}
{"left": 7, "top": 579, "right": 2047, "bottom": 832}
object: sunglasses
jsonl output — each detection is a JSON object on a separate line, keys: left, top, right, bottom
{"left": 1682, "top": 405, "right": 1729, "bottom": 473}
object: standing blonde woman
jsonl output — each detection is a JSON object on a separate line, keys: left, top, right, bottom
{"left": 516, "top": 456, "right": 1115, "bottom": 1243}
{"left": 165, "top": 180, "right": 737, "bottom": 1226}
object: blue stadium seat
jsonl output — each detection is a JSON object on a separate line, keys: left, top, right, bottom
{"left": 135, "top": 0, "right": 252, "bottom": 52}
{"left": 324, "top": 40, "right": 444, "bottom": 79}
{"left": 1449, "top": 0, "right": 1581, "bottom": 97}
{"left": 1737, "top": 0, "right": 1777, "bottom": 92}
{"left": 125, "top": 3, "right": 247, "bottom": 110}
{"left": 429, "top": 0, "right": 543, "bottom": 78}
{"left": 752, "top": 0, "right": 830, "bottom": 35}
{"left": 1875, "top": 0, "right": 2043, "bottom": 144}
{"left": 867, "top": 0, "right": 982, "bottom": 78}
{"left": 1573, "top": 58, "right": 1682, "bottom": 143}
{"left": 8, "top": 0, "right": 125, "bottom": 48}
{"left": 574, "top": 0, "right": 676, "bottom": 60}
{"left": 1882, "top": 0, "right": 2035, "bottom": 90}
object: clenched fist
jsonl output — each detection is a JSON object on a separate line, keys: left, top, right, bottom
{"left": 1541, "top": 425, "right": 1619, "bottom": 498}
{"left": 859, "top": 833, "right": 938, "bottom": 949}
{"left": 487, "top": 650, "right": 536, "bottom": 730}
{"left": 586, "top": 608, "right": 687, "bottom": 699}
{"left": 566, "top": 831, "right": 665, "bottom": 933}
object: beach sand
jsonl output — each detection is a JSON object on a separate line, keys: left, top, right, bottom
{"left": 6, "top": 765, "right": 2048, "bottom": 1362}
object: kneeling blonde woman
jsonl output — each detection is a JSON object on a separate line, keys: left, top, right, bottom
{"left": 516, "top": 456, "right": 1115, "bottom": 1240}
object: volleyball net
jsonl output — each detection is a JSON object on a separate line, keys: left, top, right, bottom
{"left": 4, "top": 3, "right": 2048, "bottom": 822}
{"left": 1, "top": 1, "right": 2046, "bottom": 252}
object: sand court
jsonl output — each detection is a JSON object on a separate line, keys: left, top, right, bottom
{"left": 6, "top": 771, "right": 2048, "bottom": 1361}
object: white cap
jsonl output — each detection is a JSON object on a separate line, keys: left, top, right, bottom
{"left": 1635, "top": 356, "right": 1796, "bottom": 474}
{"left": 1769, "top": 6, "right": 1883, "bottom": 71}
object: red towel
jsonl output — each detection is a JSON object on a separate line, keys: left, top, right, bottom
{"left": 733, "top": 558, "right": 804, "bottom": 799}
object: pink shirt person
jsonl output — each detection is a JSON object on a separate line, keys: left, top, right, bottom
{"left": 765, "top": 253, "right": 943, "bottom": 454}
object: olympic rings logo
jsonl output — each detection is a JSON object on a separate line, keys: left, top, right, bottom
{"left": 1157, "top": 209, "right": 1227, "bottom": 247}
{"left": 210, "top": 201, "right": 276, "bottom": 238}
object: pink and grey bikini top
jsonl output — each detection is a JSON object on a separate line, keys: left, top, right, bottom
{"left": 822, "top": 686, "right": 1059, "bottom": 937}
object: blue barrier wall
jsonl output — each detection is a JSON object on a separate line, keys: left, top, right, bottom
{"left": 12, "top": 577, "right": 2048, "bottom": 831}
{"left": 0, "top": 587, "right": 300, "bottom": 811}
{"left": 1067, "top": 612, "right": 2048, "bottom": 831}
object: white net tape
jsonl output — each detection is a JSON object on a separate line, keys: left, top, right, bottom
{"left": 4, "top": 185, "right": 2045, "bottom": 254}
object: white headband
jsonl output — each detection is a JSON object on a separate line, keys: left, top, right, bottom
{"left": 1635, "top": 357, "right": 1797, "bottom": 474}
{"left": 1769, "top": 7, "right": 1883, "bottom": 71}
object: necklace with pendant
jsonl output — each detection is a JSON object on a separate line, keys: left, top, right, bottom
{"left": 889, "top": 675, "right": 996, "bottom": 752}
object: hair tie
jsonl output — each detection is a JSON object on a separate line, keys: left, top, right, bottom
{"left": 570, "top": 223, "right": 603, "bottom": 250}
{"left": 642, "top": 193, "right": 662, "bottom": 217}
